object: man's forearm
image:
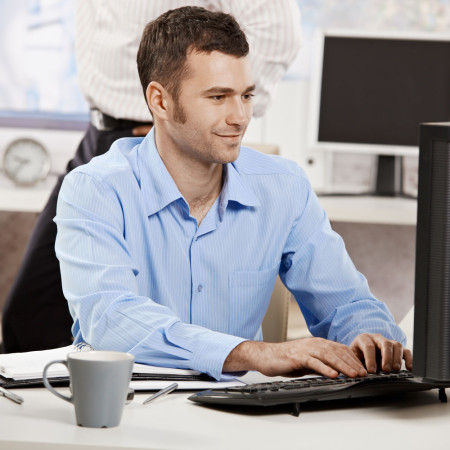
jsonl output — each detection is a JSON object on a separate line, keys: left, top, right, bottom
{"left": 223, "top": 340, "right": 272, "bottom": 373}
{"left": 223, "top": 340, "right": 313, "bottom": 376}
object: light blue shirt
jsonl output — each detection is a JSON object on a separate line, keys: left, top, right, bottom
{"left": 55, "top": 129, "right": 406, "bottom": 380}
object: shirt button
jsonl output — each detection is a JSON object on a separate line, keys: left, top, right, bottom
{"left": 197, "top": 285, "right": 203, "bottom": 292}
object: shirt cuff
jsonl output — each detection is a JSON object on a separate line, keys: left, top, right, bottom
{"left": 190, "top": 332, "right": 247, "bottom": 381}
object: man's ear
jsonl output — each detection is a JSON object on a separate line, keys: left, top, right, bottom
{"left": 146, "top": 81, "right": 170, "bottom": 121}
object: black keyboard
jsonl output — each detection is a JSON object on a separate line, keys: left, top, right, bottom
{"left": 189, "top": 371, "right": 449, "bottom": 413}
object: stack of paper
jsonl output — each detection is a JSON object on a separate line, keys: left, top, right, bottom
{"left": 0, "top": 346, "right": 73, "bottom": 380}
{"left": 0, "top": 346, "right": 245, "bottom": 391}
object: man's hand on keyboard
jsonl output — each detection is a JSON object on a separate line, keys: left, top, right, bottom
{"left": 350, "top": 333, "right": 413, "bottom": 374}
{"left": 223, "top": 338, "right": 369, "bottom": 379}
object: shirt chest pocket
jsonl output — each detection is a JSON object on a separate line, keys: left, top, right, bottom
{"left": 228, "top": 265, "right": 279, "bottom": 339}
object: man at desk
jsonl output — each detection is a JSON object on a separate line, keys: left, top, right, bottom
{"left": 54, "top": 6, "right": 412, "bottom": 381}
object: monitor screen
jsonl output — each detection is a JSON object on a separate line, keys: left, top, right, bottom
{"left": 309, "top": 30, "right": 450, "bottom": 155}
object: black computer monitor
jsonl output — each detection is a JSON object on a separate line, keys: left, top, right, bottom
{"left": 309, "top": 30, "right": 450, "bottom": 196}
{"left": 413, "top": 122, "right": 450, "bottom": 382}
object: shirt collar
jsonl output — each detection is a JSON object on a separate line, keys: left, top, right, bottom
{"left": 138, "top": 129, "right": 183, "bottom": 217}
{"left": 137, "top": 128, "right": 260, "bottom": 218}
{"left": 218, "top": 161, "right": 260, "bottom": 221}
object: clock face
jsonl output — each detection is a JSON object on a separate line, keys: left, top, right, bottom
{"left": 2, "top": 138, "right": 51, "bottom": 186}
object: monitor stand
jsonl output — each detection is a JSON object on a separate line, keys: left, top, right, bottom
{"left": 374, "top": 155, "right": 403, "bottom": 196}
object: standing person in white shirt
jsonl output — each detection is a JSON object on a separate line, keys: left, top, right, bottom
{"left": 2, "top": 0, "right": 301, "bottom": 353}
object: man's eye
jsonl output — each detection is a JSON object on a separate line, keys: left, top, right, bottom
{"left": 211, "top": 95, "right": 224, "bottom": 101}
{"left": 243, "top": 94, "right": 254, "bottom": 101}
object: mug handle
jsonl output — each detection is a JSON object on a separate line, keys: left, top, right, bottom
{"left": 43, "top": 359, "right": 73, "bottom": 403}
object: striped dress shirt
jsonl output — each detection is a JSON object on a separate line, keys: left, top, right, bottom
{"left": 75, "top": 0, "right": 302, "bottom": 120}
{"left": 55, "top": 129, "right": 406, "bottom": 380}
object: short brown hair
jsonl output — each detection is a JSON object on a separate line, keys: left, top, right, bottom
{"left": 137, "top": 6, "right": 249, "bottom": 104}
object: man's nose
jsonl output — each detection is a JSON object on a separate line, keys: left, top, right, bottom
{"left": 226, "top": 97, "right": 251, "bottom": 127}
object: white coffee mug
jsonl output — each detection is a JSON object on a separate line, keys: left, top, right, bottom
{"left": 43, "top": 351, "right": 134, "bottom": 428}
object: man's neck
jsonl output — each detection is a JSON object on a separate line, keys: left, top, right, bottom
{"left": 179, "top": 165, "right": 223, "bottom": 225}
{"left": 155, "top": 131, "right": 224, "bottom": 225}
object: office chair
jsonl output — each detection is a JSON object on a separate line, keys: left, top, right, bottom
{"left": 262, "top": 277, "right": 291, "bottom": 343}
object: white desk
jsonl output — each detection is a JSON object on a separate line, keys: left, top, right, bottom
{"left": 0, "top": 380, "right": 448, "bottom": 450}
{"left": 319, "top": 195, "right": 417, "bottom": 225}
{"left": 0, "top": 187, "right": 52, "bottom": 213}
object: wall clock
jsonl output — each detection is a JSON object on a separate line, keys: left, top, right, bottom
{"left": 2, "top": 138, "right": 51, "bottom": 186}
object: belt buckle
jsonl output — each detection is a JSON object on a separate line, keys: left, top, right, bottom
{"left": 90, "top": 109, "right": 115, "bottom": 131}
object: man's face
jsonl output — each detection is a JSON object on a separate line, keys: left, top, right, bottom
{"left": 164, "top": 50, "right": 254, "bottom": 166}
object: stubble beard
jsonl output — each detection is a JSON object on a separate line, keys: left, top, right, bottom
{"left": 172, "top": 96, "right": 246, "bottom": 164}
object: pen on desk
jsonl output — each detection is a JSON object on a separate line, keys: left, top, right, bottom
{"left": 0, "top": 386, "right": 24, "bottom": 405}
{"left": 143, "top": 382, "right": 178, "bottom": 405}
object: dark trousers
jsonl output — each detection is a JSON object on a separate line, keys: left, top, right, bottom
{"left": 2, "top": 124, "right": 138, "bottom": 352}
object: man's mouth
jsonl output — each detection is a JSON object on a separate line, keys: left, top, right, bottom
{"left": 217, "top": 135, "right": 242, "bottom": 146}
{"left": 215, "top": 132, "right": 243, "bottom": 141}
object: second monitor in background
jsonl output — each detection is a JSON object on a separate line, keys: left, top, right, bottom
{"left": 309, "top": 29, "right": 450, "bottom": 196}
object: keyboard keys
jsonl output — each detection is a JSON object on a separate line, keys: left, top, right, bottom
{"left": 224, "top": 371, "right": 413, "bottom": 395}
{"left": 189, "top": 370, "right": 448, "bottom": 410}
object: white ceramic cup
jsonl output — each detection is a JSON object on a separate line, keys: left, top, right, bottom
{"left": 43, "top": 351, "right": 134, "bottom": 428}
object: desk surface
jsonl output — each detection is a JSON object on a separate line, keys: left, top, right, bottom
{"left": 0, "top": 381, "right": 448, "bottom": 450}
{"left": 319, "top": 195, "right": 417, "bottom": 225}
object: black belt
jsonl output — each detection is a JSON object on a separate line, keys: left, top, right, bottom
{"left": 90, "top": 109, "right": 153, "bottom": 131}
